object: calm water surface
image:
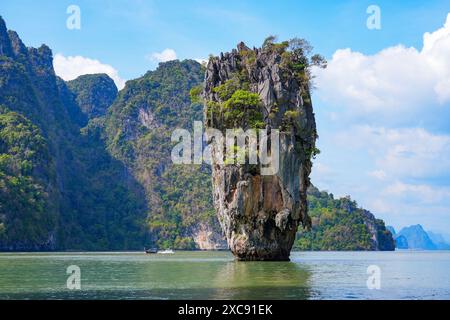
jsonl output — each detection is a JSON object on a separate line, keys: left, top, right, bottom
{"left": 0, "top": 251, "right": 449, "bottom": 299}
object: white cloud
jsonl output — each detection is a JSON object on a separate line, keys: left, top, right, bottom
{"left": 368, "top": 170, "right": 387, "bottom": 180}
{"left": 311, "top": 162, "right": 336, "bottom": 191}
{"left": 194, "top": 58, "right": 208, "bottom": 66}
{"left": 314, "top": 162, "right": 333, "bottom": 175}
{"left": 369, "top": 199, "right": 393, "bottom": 214}
{"left": 313, "top": 13, "right": 450, "bottom": 232}
{"left": 335, "top": 125, "right": 450, "bottom": 179}
{"left": 315, "top": 13, "right": 450, "bottom": 114}
{"left": 148, "top": 49, "right": 177, "bottom": 63}
{"left": 382, "top": 181, "right": 450, "bottom": 204}
{"left": 53, "top": 54, "right": 126, "bottom": 89}
{"left": 366, "top": 196, "right": 450, "bottom": 233}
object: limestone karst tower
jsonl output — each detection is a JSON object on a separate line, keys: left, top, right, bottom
{"left": 203, "top": 39, "right": 322, "bottom": 260}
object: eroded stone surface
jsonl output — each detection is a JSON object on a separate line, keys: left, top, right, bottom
{"left": 203, "top": 42, "right": 317, "bottom": 260}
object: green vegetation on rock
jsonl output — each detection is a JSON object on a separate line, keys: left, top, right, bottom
{"left": 104, "top": 60, "right": 223, "bottom": 249}
{"left": 0, "top": 18, "right": 146, "bottom": 250}
{"left": 294, "top": 186, "right": 395, "bottom": 251}
{"left": 67, "top": 73, "right": 118, "bottom": 119}
{"left": 0, "top": 106, "right": 56, "bottom": 249}
{"left": 222, "top": 90, "right": 264, "bottom": 129}
{"left": 0, "top": 17, "right": 394, "bottom": 252}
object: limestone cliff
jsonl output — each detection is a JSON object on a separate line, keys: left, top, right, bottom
{"left": 203, "top": 39, "right": 322, "bottom": 260}
{"left": 296, "top": 185, "right": 395, "bottom": 251}
{"left": 67, "top": 73, "right": 118, "bottom": 120}
{"left": 0, "top": 16, "right": 146, "bottom": 251}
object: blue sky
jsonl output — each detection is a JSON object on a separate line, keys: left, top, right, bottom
{"left": 2, "top": 0, "right": 449, "bottom": 79}
{"left": 1, "top": 0, "right": 450, "bottom": 237}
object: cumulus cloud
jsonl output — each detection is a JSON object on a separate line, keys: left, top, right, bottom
{"left": 194, "top": 58, "right": 208, "bottom": 66}
{"left": 335, "top": 125, "right": 450, "bottom": 179}
{"left": 315, "top": 13, "right": 450, "bottom": 114}
{"left": 312, "top": 13, "right": 450, "bottom": 232}
{"left": 148, "top": 49, "right": 177, "bottom": 63}
{"left": 53, "top": 54, "right": 126, "bottom": 89}
{"left": 368, "top": 170, "right": 387, "bottom": 181}
{"left": 382, "top": 181, "right": 450, "bottom": 204}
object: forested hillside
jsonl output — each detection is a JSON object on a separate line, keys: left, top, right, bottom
{"left": 295, "top": 186, "right": 395, "bottom": 250}
{"left": 0, "top": 17, "right": 146, "bottom": 250}
{"left": 0, "top": 16, "right": 394, "bottom": 251}
{"left": 103, "top": 60, "right": 224, "bottom": 249}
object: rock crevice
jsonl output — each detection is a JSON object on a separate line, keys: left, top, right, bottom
{"left": 203, "top": 40, "right": 317, "bottom": 260}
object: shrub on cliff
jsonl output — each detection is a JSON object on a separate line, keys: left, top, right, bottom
{"left": 294, "top": 186, "right": 395, "bottom": 251}
{"left": 223, "top": 90, "right": 264, "bottom": 129}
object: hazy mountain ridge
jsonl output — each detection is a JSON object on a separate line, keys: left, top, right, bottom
{"left": 388, "top": 225, "right": 450, "bottom": 250}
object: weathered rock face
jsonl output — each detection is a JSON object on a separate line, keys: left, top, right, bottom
{"left": 191, "top": 223, "right": 228, "bottom": 250}
{"left": 203, "top": 41, "right": 317, "bottom": 260}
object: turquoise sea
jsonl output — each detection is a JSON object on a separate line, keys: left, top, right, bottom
{"left": 0, "top": 250, "right": 449, "bottom": 299}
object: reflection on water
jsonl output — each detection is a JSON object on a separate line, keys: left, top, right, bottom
{"left": 0, "top": 250, "right": 449, "bottom": 299}
{"left": 212, "top": 261, "right": 310, "bottom": 299}
{"left": 0, "top": 251, "right": 310, "bottom": 299}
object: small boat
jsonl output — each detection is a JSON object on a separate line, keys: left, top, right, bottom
{"left": 144, "top": 247, "right": 158, "bottom": 254}
{"left": 157, "top": 249, "right": 174, "bottom": 254}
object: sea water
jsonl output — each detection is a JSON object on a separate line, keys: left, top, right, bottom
{"left": 0, "top": 250, "right": 449, "bottom": 299}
